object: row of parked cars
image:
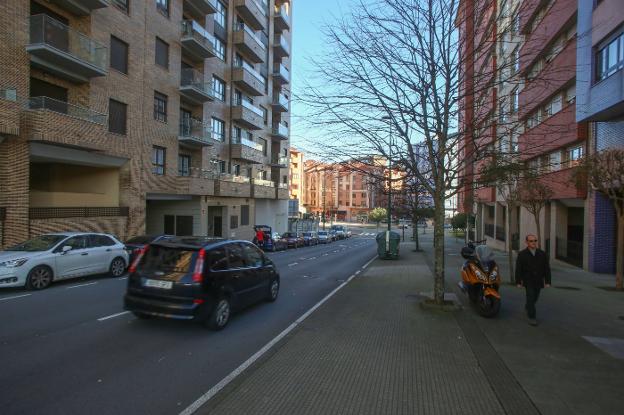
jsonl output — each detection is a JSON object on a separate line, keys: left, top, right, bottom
{"left": 255, "top": 225, "right": 351, "bottom": 252}
{"left": 0, "top": 231, "right": 281, "bottom": 331}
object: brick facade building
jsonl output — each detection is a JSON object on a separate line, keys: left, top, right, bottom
{"left": 0, "top": 0, "right": 292, "bottom": 247}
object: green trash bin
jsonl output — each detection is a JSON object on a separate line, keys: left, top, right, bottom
{"left": 376, "top": 230, "right": 400, "bottom": 259}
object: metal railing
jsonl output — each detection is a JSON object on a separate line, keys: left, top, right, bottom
{"left": 253, "top": 0, "right": 268, "bottom": 16}
{"left": 272, "top": 155, "right": 288, "bottom": 165}
{"left": 275, "top": 3, "right": 290, "bottom": 20}
{"left": 182, "top": 167, "right": 217, "bottom": 179}
{"left": 274, "top": 92, "right": 289, "bottom": 108}
{"left": 272, "top": 122, "right": 289, "bottom": 137}
{"left": 27, "top": 96, "right": 107, "bottom": 125}
{"left": 232, "top": 135, "right": 264, "bottom": 151}
{"left": 273, "top": 63, "right": 290, "bottom": 82}
{"left": 180, "top": 68, "right": 212, "bottom": 96}
{"left": 29, "top": 14, "right": 107, "bottom": 71}
{"left": 484, "top": 223, "right": 494, "bottom": 237}
{"left": 218, "top": 173, "right": 251, "bottom": 183}
{"left": 237, "top": 99, "right": 264, "bottom": 117}
{"left": 233, "top": 23, "right": 266, "bottom": 49}
{"left": 254, "top": 178, "right": 275, "bottom": 187}
{"left": 1, "top": 88, "right": 17, "bottom": 102}
{"left": 274, "top": 34, "right": 290, "bottom": 54}
{"left": 179, "top": 118, "right": 212, "bottom": 142}
{"left": 181, "top": 19, "right": 215, "bottom": 48}
{"left": 30, "top": 206, "right": 128, "bottom": 219}
{"left": 234, "top": 61, "right": 266, "bottom": 85}
{"left": 277, "top": 182, "right": 288, "bottom": 189}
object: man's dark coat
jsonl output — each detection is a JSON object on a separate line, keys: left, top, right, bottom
{"left": 515, "top": 248, "right": 551, "bottom": 287}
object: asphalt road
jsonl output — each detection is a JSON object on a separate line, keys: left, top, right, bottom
{"left": 0, "top": 227, "right": 379, "bottom": 415}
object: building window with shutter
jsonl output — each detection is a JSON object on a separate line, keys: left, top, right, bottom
{"left": 108, "top": 99, "right": 127, "bottom": 135}
{"left": 155, "top": 37, "right": 169, "bottom": 68}
{"left": 110, "top": 36, "right": 128, "bottom": 74}
{"left": 152, "top": 146, "right": 166, "bottom": 175}
{"left": 154, "top": 91, "right": 167, "bottom": 122}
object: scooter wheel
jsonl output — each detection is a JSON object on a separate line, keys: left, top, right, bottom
{"left": 476, "top": 296, "right": 500, "bottom": 318}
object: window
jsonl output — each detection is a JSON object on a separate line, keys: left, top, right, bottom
{"left": 512, "top": 46, "right": 520, "bottom": 73}
{"left": 226, "top": 243, "right": 245, "bottom": 267}
{"left": 230, "top": 215, "right": 239, "bottom": 230}
{"left": 233, "top": 164, "right": 240, "bottom": 175}
{"left": 212, "top": 76, "right": 225, "bottom": 101}
{"left": 110, "top": 36, "right": 128, "bottom": 74}
{"left": 241, "top": 205, "right": 250, "bottom": 226}
{"left": 208, "top": 246, "right": 228, "bottom": 271}
{"left": 155, "top": 37, "right": 169, "bottom": 68}
{"left": 550, "top": 151, "right": 562, "bottom": 171}
{"left": 259, "top": 137, "right": 267, "bottom": 155}
{"left": 596, "top": 32, "right": 624, "bottom": 82}
{"left": 156, "top": 0, "right": 169, "bottom": 17}
{"left": 113, "top": 0, "right": 129, "bottom": 13}
{"left": 510, "top": 88, "right": 519, "bottom": 113}
{"left": 568, "top": 145, "right": 584, "bottom": 166}
{"left": 179, "top": 155, "right": 191, "bottom": 176}
{"left": 498, "top": 101, "right": 508, "bottom": 123}
{"left": 152, "top": 146, "right": 166, "bottom": 175}
{"left": 213, "top": 159, "right": 226, "bottom": 173}
{"left": 211, "top": 117, "right": 225, "bottom": 141}
{"left": 62, "top": 236, "right": 88, "bottom": 250}
{"left": 241, "top": 243, "right": 263, "bottom": 267}
{"left": 261, "top": 105, "right": 268, "bottom": 125}
{"left": 214, "top": 37, "right": 226, "bottom": 61}
{"left": 154, "top": 91, "right": 167, "bottom": 122}
{"left": 90, "top": 234, "right": 116, "bottom": 247}
{"left": 215, "top": 1, "right": 227, "bottom": 28}
{"left": 108, "top": 99, "right": 127, "bottom": 135}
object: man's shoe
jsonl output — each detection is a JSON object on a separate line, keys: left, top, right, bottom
{"left": 529, "top": 318, "right": 538, "bottom": 326}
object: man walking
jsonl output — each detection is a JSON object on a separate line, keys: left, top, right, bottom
{"left": 515, "top": 234, "right": 551, "bottom": 326}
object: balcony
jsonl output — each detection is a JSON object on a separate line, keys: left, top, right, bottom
{"left": 270, "top": 155, "right": 288, "bottom": 168}
{"left": 183, "top": 0, "right": 217, "bottom": 20}
{"left": 274, "top": 3, "right": 291, "bottom": 33}
{"left": 231, "top": 136, "right": 265, "bottom": 163}
{"left": 232, "top": 65, "right": 265, "bottom": 96}
{"left": 272, "top": 92, "right": 289, "bottom": 112}
{"left": 520, "top": 0, "right": 576, "bottom": 70}
{"left": 232, "top": 101, "right": 264, "bottom": 130}
{"left": 181, "top": 20, "right": 216, "bottom": 62}
{"left": 272, "top": 122, "right": 289, "bottom": 140}
{"left": 272, "top": 63, "right": 290, "bottom": 85}
{"left": 273, "top": 33, "right": 290, "bottom": 58}
{"left": 233, "top": 23, "right": 266, "bottom": 64}
{"left": 26, "top": 14, "right": 108, "bottom": 83}
{"left": 51, "top": 0, "right": 109, "bottom": 15}
{"left": 179, "top": 118, "right": 213, "bottom": 147}
{"left": 180, "top": 68, "right": 213, "bottom": 105}
{"left": 0, "top": 88, "right": 20, "bottom": 136}
{"left": 214, "top": 174, "right": 252, "bottom": 197}
{"left": 537, "top": 167, "right": 587, "bottom": 200}
{"left": 233, "top": 0, "right": 267, "bottom": 31}
{"left": 276, "top": 182, "right": 289, "bottom": 199}
{"left": 476, "top": 187, "right": 495, "bottom": 203}
{"left": 252, "top": 178, "right": 275, "bottom": 198}
{"left": 519, "top": 104, "right": 587, "bottom": 160}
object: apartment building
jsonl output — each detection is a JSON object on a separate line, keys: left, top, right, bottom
{"left": 576, "top": 0, "right": 624, "bottom": 274}
{"left": 0, "top": 0, "right": 292, "bottom": 247}
{"left": 288, "top": 146, "right": 304, "bottom": 216}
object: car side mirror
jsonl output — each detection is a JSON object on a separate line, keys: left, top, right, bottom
{"left": 62, "top": 245, "right": 73, "bottom": 253}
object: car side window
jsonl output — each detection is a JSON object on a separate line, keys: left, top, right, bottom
{"left": 90, "top": 235, "right": 116, "bottom": 247}
{"left": 64, "top": 236, "right": 88, "bottom": 250}
{"left": 226, "top": 244, "right": 246, "bottom": 269}
{"left": 207, "top": 246, "right": 228, "bottom": 271}
{"left": 241, "top": 243, "right": 264, "bottom": 268}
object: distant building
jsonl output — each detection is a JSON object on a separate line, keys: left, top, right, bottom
{"left": 289, "top": 147, "right": 305, "bottom": 216}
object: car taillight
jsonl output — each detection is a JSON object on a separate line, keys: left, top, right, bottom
{"left": 192, "top": 248, "right": 205, "bottom": 283}
{"left": 128, "top": 246, "right": 148, "bottom": 274}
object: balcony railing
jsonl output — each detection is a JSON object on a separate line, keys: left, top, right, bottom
{"left": 232, "top": 64, "right": 266, "bottom": 96}
{"left": 234, "top": 0, "right": 267, "bottom": 31}
{"left": 53, "top": 0, "right": 109, "bottom": 15}
{"left": 274, "top": 3, "right": 291, "bottom": 32}
{"left": 180, "top": 68, "right": 213, "bottom": 104}
{"left": 277, "top": 182, "right": 288, "bottom": 189}
{"left": 272, "top": 122, "right": 289, "bottom": 139}
{"left": 27, "top": 14, "right": 108, "bottom": 82}
{"left": 237, "top": 62, "right": 265, "bottom": 85}
{"left": 181, "top": 19, "right": 215, "bottom": 61}
{"left": 179, "top": 118, "right": 213, "bottom": 146}
{"left": 218, "top": 173, "right": 251, "bottom": 183}
{"left": 272, "top": 63, "right": 290, "bottom": 84}
{"left": 273, "top": 92, "right": 289, "bottom": 111}
{"left": 273, "top": 33, "right": 290, "bottom": 58}
{"left": 27, "top": 96, "right": 106, "bottom": 125}
{"left": 254, "top": 178, "right": 275, "bottom": 187}
{"left": 238, "top": 99, "right": 264, "bottom": 118}
{"left": 271, "top": 155, "right": 288, "bottom": 166}
{"left": 234, "top": 23, "right": 265, "bottom": 50}
{"left": 233, "top": 23, "right": 266, "bottom": 63}
{"left": 232, "top": 135, "right": 264, "bottom": 151}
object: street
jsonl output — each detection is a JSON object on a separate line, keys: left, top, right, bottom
{"left": 0, "top": 228, "right": 377, "bottom": 415}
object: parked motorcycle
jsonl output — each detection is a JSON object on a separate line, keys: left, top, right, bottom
{"left": 458, "top": 240, "right": 501, "bottom": 317}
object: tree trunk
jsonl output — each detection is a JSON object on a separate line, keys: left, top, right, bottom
{"left": 413, "top": 217, "right": 420, "bottom": 251}
{"left": 534, "top": 209, "right": 542, "bottom": 251}
{"left": 616, "top": 210, "right": 623, "bottom": 291}
{"left": 507, "top": 203, "right": 514, "bottom": 284}
{"left": 433, "top": 197, "right": 446, "bottom": 304}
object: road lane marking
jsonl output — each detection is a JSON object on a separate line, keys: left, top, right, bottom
{"left": 288, "top": 262, "right": 298, "bottom": 267}
{"left": 66, "top": 282, "right": 98, "bottom": 289}
{"left": 0, "top": 293, "right": 32, "bottom": 302}
{"left": 308, "top": 257, "right": 317, "bottom": 260}
{"left": 179, "top": 257, "right": 371, "bottom": 415}
{"left": 362, "top": 256, "right": 376, "bottom": 269}
{"left": 98, "top": 311, "right": 130, "bottom": 321}
{"left": 322, "top": 253, "right": 329, "bottom": 256}
{"left": 118, "top": 276, "right": 128, "bottom": 280}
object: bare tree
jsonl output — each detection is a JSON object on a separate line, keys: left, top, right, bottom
{"left": 580, "top": 149, "right": 624, "bottom": 290}
{"left": 518, "top": 174, "right": 553, "bottom": 248}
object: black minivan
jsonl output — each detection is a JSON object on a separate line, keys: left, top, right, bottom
{"left": 124, "top": 238, "right": 280, "bottom": 330}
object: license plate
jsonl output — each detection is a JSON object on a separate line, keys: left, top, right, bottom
{"left": 144, "top": 279, "right": 173, "bottom": 289}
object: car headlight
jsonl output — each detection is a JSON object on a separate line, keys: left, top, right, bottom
{"left": 0, "top": 258, "right": 29, "bottom": 268}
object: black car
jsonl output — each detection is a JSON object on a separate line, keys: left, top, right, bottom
{"left": 302, "top": 231, "right": 319, "bottom": 246}
{"left": 125, "top": 234, "right": 173, "bottom": 264}
{"left": 282, "top": 232, "right": 304, "bottom": 248}
{"left": 124, "top": 238, "right": 280, "bottom": 330}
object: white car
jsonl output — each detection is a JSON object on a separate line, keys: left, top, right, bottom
{"left": 0, "top": 232, "right": 129, "bottom": 290}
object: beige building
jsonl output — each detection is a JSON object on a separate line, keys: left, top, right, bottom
{"left": 288, "top": 147, "right": 305, "bottom": 215}
{"left": 0, "top": 0, "right": 292, "bottom": 247}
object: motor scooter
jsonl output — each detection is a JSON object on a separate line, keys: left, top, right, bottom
{"left": 458, "top": 240, "right": 501, "bottom": 317}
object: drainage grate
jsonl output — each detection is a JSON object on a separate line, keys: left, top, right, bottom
{"left": 554, "top": 286, "right": 581, "bottom": 291}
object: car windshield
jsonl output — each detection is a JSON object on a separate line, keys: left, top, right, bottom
{"left": 5, "top": 235, "right": 67, "bottom": 252}
{"left": 302, "top": 232, "right": 312, "bottom": 237}
{"left": 126, "top": 235, "right": 154, "bottom": 244}
{"left": 282, "top": 232, "right": 295, "bottom": 238}
{"left": 318, "top": 232, "right": 327, "bottom": 236}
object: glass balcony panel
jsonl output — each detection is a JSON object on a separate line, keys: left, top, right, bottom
{"left": 181, "top": 20, "right": 216, "bottom": 61}
{"left": 180, "top": 68, "right": 213, "bottom": 104}
{"left": 178, "top": 118, "right": 213, "bottom": 146}
{"left": 27, "top": 96, "right": 106, "bottom": 124}
{"left": 272, "top": 63, "right": 290, "bottom": 84}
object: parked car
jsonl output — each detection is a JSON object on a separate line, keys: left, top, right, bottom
{"left": 125, "top": 234, "right": 173, "bottom": 264}
{"left": 328, "top": 230, "right": 338, "bottom": 242}
{"left": 0, "top": 233, "right": 129, "bottom": 290}
{"left": 330, "top": 225, "right": 347, "bottom": 240}
{"left": 282, "top": 232, "right": 305, "bottom": 248}
{"left": 302, "top": 231, "right": 319, "bottom": 246}
{"left": 124, "top": 238, "right": 280, "bottom": 330}
{"left": 318, "top": 231, "right": 332, "bottom": 244}
{"left": 268, "top": 232, "right": 288, "bottom": 251}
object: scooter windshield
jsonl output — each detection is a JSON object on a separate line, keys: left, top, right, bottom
{"left": 475, "top": 245, "right": 495, "bottom": 264}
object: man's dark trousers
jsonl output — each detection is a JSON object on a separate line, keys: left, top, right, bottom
{"left": 524, "top": 283, "right": 541, "bottom": 319}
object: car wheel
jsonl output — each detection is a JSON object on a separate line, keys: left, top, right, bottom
{"left": 266, "top": 277, "right": 279, "bottom": 302}
{"left": 133, "top": 311, "right": 153, "bottom": 319}
{"left": 205, "top": 297, "right": 231, "bottom": 331}
{"left": 26, "top": 266, "right": 53, "bottom": 290}
{"left": 109, "top": 257, "right": 126, "bottom": 277}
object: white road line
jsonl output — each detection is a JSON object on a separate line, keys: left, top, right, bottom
{"left": 288, "top": 262, "right": 298, "bottom": 267}
{"left": 179, "top": 269, "right": 361, "bottom": 415}
{"left": 362, "top": 256, "right": 377, "bottom": 269}
{"left": 322, "top": 253, "right": 329, "bottom": 257}
{"left": 0, "top": 293, "right": 32, "bottom": 302}
{"left": 118, "top": 276, "right": 128, "bottom": 280}
{"left": 308, "top": 257, "right": 317, "bottom": 260}
{"left": 66, "top": 282, "right": 98, "bottom": 289}
{"left": 97, "top": 311, "right": 130, "bottom": 321}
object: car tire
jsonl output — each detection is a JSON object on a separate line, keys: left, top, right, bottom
{"left": 205, "top": 297, "right": 231, "bottom": 331}
{"left": 109, "top": 257, "right": 126, "bottom": 277}
{"left": 266, "top": 277, "right": 279, "bottom": 302}
{"left": 133, "top": 311, "right": 153, "bottom": 319}
{"left": 26, "top": 266, "right": 53, "bottom": 290}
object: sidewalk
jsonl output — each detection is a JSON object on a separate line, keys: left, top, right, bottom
{"left": 198, "top": 236, "right": 624, "bottom": 415}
